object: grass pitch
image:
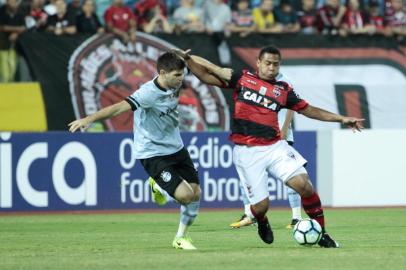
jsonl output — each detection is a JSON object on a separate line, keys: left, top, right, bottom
{"left": 1, "top": 208, "right": 406, "bottom": 270}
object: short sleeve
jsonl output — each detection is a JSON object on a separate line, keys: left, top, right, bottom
{"left": 125, "top": 87, "right": 155, "bottom": 111}
{"left": 227, "top": 69, "right": 244, "bottom": 89}
{"left": 285, "top": 88, "right": 308, "bottom": 112}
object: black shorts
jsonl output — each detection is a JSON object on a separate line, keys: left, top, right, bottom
{"left": 140, "top": 148, "right": 199, "bottom": 196}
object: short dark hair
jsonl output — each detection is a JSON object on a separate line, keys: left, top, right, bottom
{"left": 258, "top": 46, "right": 282, "bottom": 60}
{"left": 157, "top": 52, "right": 186, "bottom": 73}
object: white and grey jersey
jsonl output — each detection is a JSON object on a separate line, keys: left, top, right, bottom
{"left": 125, "top": 78, "right": 184, "bottom": 159}
{"left": 278, "top": 109, "right": 294, "bottom": 143}
{"left": 275, "top": 73, "right": 294, "bottom": 143}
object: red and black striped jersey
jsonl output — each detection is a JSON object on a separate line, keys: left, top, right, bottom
{"left": 227, "top": 69, "right": 308, "bottom": 146}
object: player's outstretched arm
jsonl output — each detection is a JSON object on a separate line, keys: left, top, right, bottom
{"left": 68, "top": 100, "right": 131, "bottom": 132}
{"left": 171, "top": 49, "right": 232, "bottom": 87}
{"left": 300, "top": 105, "right": 364, "bottom": 132}
{"left": 190, "top": 55, "right": 232, "bottom": 81}
{"left": 188, "top": 56, "right": 233, "bottom": 87}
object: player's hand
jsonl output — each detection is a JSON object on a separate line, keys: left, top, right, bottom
{"left": 54, "top": 27, "right": 63, "bottom": 35}
{"left": 68, "top": 118, "right": 91, "bottom": 133}
{"left": 341, "top": 117, "right": 364, "bottom": 132}
{"left": 171, "top": 48, "right": 191, "bottom": 60}
{"left": 215, "top": 68, "right": 233, "bottom": 81}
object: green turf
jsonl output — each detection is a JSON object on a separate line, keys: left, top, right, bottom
{"left": 1, "top": 208, "right": 406, "bottom": 270}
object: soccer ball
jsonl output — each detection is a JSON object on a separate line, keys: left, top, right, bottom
{"left": 292, "top": 219, "right": 322, "bottom": 245}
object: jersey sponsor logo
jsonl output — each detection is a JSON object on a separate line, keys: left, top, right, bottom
{"left": 160, "top": 171, "right": 172, "bottom": 182}
{"left": 68, "top": 33, "right": 229, "bottom": 132}
{"left": 241, "top": 88, "right": 278, "bottom": 111}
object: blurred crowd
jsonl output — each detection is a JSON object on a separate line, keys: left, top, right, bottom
{"left": 0, "top": 0, "right": 405, "bottom": 42}
{"left": 0, "top": 0, "right": 405, "bottom": 82}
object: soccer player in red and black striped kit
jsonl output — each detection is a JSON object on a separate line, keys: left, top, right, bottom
{"left": 173, "top": 46, "right": 364, "bottom": 248}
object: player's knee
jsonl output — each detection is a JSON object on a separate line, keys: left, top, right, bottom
{"left": 287, "top": 174, "right": 313, "bottom": 197}
{"left": 193, "top": 187, "right": 201, "bottom": 201}
{"left": 300, "top": 179, "right": 314, "bottom": 197}
{"left": 176, "top": 191, "right": 195, "bottom": 205}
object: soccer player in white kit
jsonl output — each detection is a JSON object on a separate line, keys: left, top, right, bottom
{"left": 69, "top": 52, "right": 201, "bottom": 250}
{"left": 229, "top": 109, "right": 303, "bottom": 229}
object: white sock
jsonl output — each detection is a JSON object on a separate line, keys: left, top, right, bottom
{"left": 291, "top": 207, "right": 302, "bottom": 220}
{"left": 176, "top": 201, "right": 200, "bottom": 237}
{"left": 244, "top": 204, "right": 254, "bottom": 219}
{"left": 176, "top": 222, "right": 188, "bottom": 238}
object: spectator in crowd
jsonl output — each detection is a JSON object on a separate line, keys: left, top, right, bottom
{"left": 275, "top": 0, "right": 301, "bottom": 32}
{"left": 252, "top": 0, "right": 283, "bottom": 33}
{"left": 141, "top": 2, "right": 173, "bottom": 33}
{"left": 173, "top": 0, "right": 205, "bottom": 33}
{"left": 76, "top": 0, "right": 104, "bottom": 34}
{"left": 204, "top": 0, "right": 232, "bottom": 34}
{"left": 0, "top": 0, "right": 25, "bottom": 82}
{"left": 385, "top": 0, "right": 406, "bottom": 38}
{"left": 226, "top": 0, "right": 255, "bottom": 37}
{"left": 297, "top": 0, "right": 318, "bottom": 34}
{"left": 384, "top": 0, "right": 393, "bottom": 12}
{"left": 366, "top": 0, "right": 385, "bottom": 34}
{"left": 316, "top": 0, "right": 346, "bottom": 34}
{"left": 364, "top": 0, "right": 385, "bottom": 16}
{"left": 0, "top": 0, "right": 26, "bottom": 43}
{"left": 104, "top": 0, "right": 137, "bottom": 43}
{"left": 25, "top": 0, "right": 48, "bottom": 30}
{"left": 134, "top": 0, "right": 167, "bottom": 29}
{"left": 67, "top": 0, "right": 81, "bottom": 17}
{"left": 46, "top": 0, "right": 77, "bottom": 35}
{"left": 340, "top": 0, "right": 373, "bottom": 35}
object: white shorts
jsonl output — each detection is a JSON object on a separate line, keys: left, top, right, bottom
{"left": 233, "top": 140, "right": 307, "bottom": 205}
